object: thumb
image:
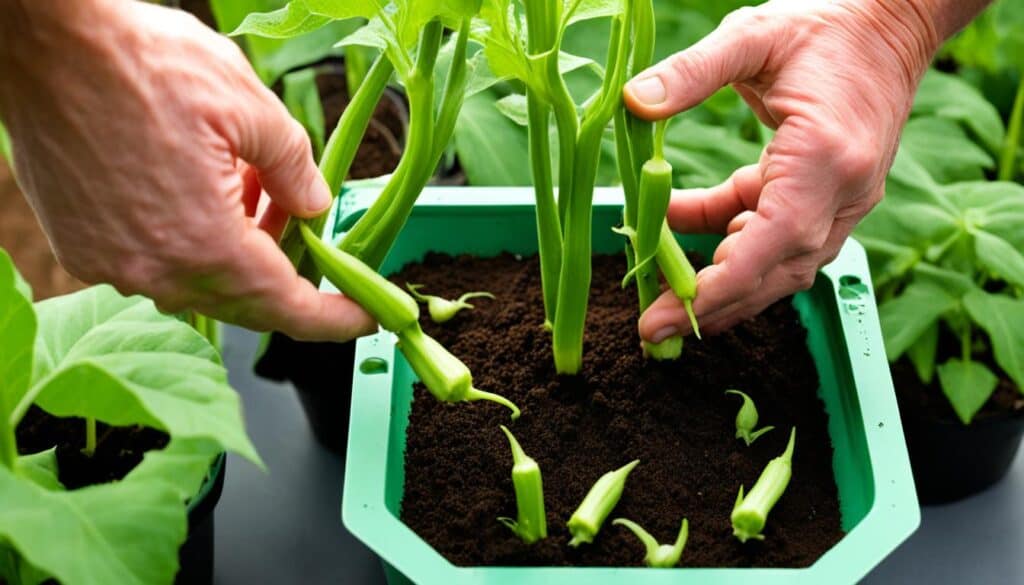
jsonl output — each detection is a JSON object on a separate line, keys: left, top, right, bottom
{"left": 624, "top": 11, "right": 778, "bottom": 121}
{"left": 236, "top": 89, "right": 332, "bottom": 218}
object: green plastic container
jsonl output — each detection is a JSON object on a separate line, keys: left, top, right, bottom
{"left": 332, "top": 187, "right": 919, "bottom": 585}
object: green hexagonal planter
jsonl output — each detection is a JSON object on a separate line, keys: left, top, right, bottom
{"left": 331, "top": 187, "right": 920, "bottom": 585}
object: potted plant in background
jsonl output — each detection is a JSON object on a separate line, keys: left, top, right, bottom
{"left": 855, "top": 0, "right": 1024, "bottom": 503}
{"left": 0, "top": 248, "right": 261, "bottom": 585}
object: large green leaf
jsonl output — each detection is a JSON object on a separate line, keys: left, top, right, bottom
{"left": 28, "top": 287, "right": 261, "bottom": 465}
{"left": 963, "top": 290, "right": 1024, "bottom": 390}
{"left": 664, "top": 117, "right": 761, "bottom": 188}
{"left": 879, "top": 279, "right": 960, "bottom": 361}
{"left": 912, "top": 69, "right": 1006, "bottom": 153}
{"left": 0, "top": 249, "right": 36, "bottom": 413}
{"left": 937, "top": 358, "right": 999, "bottom": 424}
{"left": 282, "top": 67, "right": 326, "bottom": 158}
{"left": 942, "top": 0, "right": 1024, "bottom": 75}
{"left": 0, "top": 439, "right": 219, "bottom": 585}
{"left": 564, "top": 0, "right": 623, "bottom": 27}
{"left": 906, "top": 321, "right": 939, "bottom": 384}
{"left": 973, "top": 228, "right": 1024, "bottom": 288}
{"left": 900, "top": 117, "right": 994, "bottom": 184}
{"left": 454, "top": 91, "right": 532, "bottom": 185}
{"left": 945, "top": 180, "right": 1024, "bottom": 249}
{"left": 14, "top": 449, "right": 62, "bottom": 491}
{"left": 230, "top": 1, "right": 333, "bottom": 38}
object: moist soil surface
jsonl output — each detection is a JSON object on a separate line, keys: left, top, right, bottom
{"left": 395, "top": 252, "right": 843, "bottom": 568}
{"left": 15, "top": 406, "right": 169, "bottom": 490}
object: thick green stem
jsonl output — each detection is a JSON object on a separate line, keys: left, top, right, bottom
{"left": 552, "top": 11, "right": 632, "bottom": 374}
{"left": 0, "top": 396, "right": 17, "bottom": 470}
{"left": 548, "top": 58, "right": 579, "bottom": 228}
{"left": 279, "top": 55, "right": 394, "bottom": 280}
{"left": 999, "top": 74, "right": 1024, "bottom": 182}
{"left": 83, "top": 417, "right": 96, "bottom": 457}
{"left": 345, "top": 45, "right": 371, "bottom": 95}
{"left": 528, "top": 91, "right": 562, "bottom": 328}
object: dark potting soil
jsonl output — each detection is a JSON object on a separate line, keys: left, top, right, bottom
{"left": 893, "top": 359, "right": 1024, "bottom": 424}
{"left": 395, "top": 252, "right": 843, "bottom": 568}
{"left": 15, "top": 406, "right": 169, "bottom": 490}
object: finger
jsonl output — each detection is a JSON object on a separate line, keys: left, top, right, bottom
{"left": 257, "top": 201, "right": 290, "bottom": 241}
{"left": 638, "top": 289, "right": 694, "bottom": 342}
{"left": 624, "top": 11, "right": 778, "bottom": 120}
{"left": 666, "top": 164, "right": 762, "bottom": 234}
{"left": 198, "top": 228, "right": 377, "bottom": 341}
{"left": 234, "top": 87, "right": 332, "bottom": 218}
{"left": 238, "top": 161, "right": 262, "bottom": 217}
{"left": 726, "top": 210, "right": 756, "bottom": 236}
{"left": 733, "top": 83, "right": 779, "bottom": 129}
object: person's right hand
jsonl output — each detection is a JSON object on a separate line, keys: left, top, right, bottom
{"left": 622, "top": 0, "right": 962, "bottom": 342}
{"left": 0, "top": 0, "right": 375, "bottom": 341}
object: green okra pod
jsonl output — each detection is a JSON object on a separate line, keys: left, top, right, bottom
{"left": 732, "top": 428, "right": 796, "bottom": 543}
{"left": 406, "top": 283, "right": 495, "bottom": 324}
{"left": 612, "top": 517, "right": 689, "bottom": 568}
{"left": 725, "top": 390, "right": 775, "bottom": 446}
{"left": 497, "top": 425, "right": 547, "bottom": 544}
{"left": 656, "top": 223, "right": 701, "bottom": 339}
{"left": 567, "top": 459, "right": 640, "bottom": 547}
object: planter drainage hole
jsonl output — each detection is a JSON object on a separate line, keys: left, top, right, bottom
{"left": 359, "top": 358, "right": 389, "bottom": 375}
{"left": 838, "top": 275, "right": 869, "bottom": 315}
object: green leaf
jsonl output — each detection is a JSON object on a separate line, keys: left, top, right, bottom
{"left": 0, "top": 439, "right": 219, "bottom": 585}
{"left": 14, "top": 449, "right": 62, "bottom": 491}
{"left": 495, "top": 93, "right": 528, "bottom": 126}
{"left": 913, "top": 70, "right": 1006, "bottom": 154}
{"left": 454, "top": 91, "right": 532, "bottom": 185}
{"left": 973, "top": 229, "right": 1024, "bottom": 288}
{"left": 879, "top": 279, "right": 960, "bottom": 361}
{"left": 963, "top": 290, "right": 1024, "bottom": 390}
{"left": 945, "top": 180, "right": 1024, "bottom": 249}
{"left": 333, "top": 16, "right": 391, "bottom": 51}
{"left": 0, "top": 249, "right": 37, "bottom": 414}
{"left": 942, "top": 0, "right": 1024, "bottom": 75}
{"left": 28, "top": 286, "right": 261, "bottom": 465}
{"left": 564, "top": 0, "right": 623, "bottom": 27}
{"left": 282, "top": 67, "right": 326, "bottom": 158}
{"left": 230, "top": 1, "right": 333, "bottom": 38}
{"left": 937, "top": 359, "right": 999, "bottom": 424}
{"left": 303, "top": 0, "right": 384, "bottom": 20}
{"left": 664, "top": 118, "right": 761, "bottom": 188}
{"left": 907, "top": 322, "right": 939, "bottom": 384}
{"left": 900, "top": 117, "right": 994, "bottom": 184}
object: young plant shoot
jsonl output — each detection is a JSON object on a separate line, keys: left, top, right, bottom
{"left": 497, "top": 425, "right": 547, "bottom": 544}
{"left": 732, "top": 428, "right": 796, "bottom": 543}
{"left": 725, "top": 390, "right": 775, "bottom": 446}
{"left": 298, "top": 223, "right": 520, "bottom": 419}
{"left": 406, "top": 283, "right": 495, "bottom": 324}
{"left": 567, "top": 459, "right": 640, "bottom": 547}
{"left": 612, "top": 518, "right": 689, "bottom": 568}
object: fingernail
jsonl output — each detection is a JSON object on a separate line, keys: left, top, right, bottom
{"left": 651, "top": 325, "right": 679, "bottom": 343}
{"left": 308, "top": 178, "right": 332, "bottom": 213}
{"left": 629, "top": 76, "right": 666, "bottom": 105}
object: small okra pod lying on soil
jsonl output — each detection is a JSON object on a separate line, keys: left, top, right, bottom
{"left": 612, "top": 518, "right": 689, "bottom": 568}
{"left": 725, "top": 389, "right": 775, "bottom": 446}
{"left": 405, "top": 283, "right": 495, "bottom": 323}
{"left": 497, "top": 425, "right": 547, "bottom": 544}
{"left": 732, "top": 428, "right": 796, "bottom": 543}
{"left": 299, "top": 223, "right": 520, "bottom": 418}
{"left": 567, "top": 459, "right": 640, "bottom": 547}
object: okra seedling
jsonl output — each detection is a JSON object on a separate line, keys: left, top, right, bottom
{"left": 299, "top": 223, "right": 520, "bottom": 419}
{"left": 567, "top": 459, "right": 640, "bottom": 547}
{"left": 497, "top": 425, "right": 547, "bottom": 544}
{"left": 406, "top": 283, "right": 495, "bottom": 324}
{"left": 725, "top": 390, "right": 775, "bottom": 446}
{"left": 612, "top": 518, "right": 689, "bottom": 568}
{"left": 732, "top": 428, "right": 796, "bottom": 543}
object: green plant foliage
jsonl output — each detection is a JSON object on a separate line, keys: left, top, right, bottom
{"left": 282, "top": 67, "right": 326, "bottom": 158}
{"left": 456, "top": 91, "right": 532, "bottom": 185}
{"left": 912, "top": 70, "right": 1006, "bottom": 154}
{"left": 963, "top": 290, "right": 1024, "bottom": 390}
{"left": 937, "top": 359, "right": 999, "bottom": 425}
{"left": 0, "top": 249, "right": 260, "bottom": 585}
{"left": 0, "top": 118, "right": 11, "bottom": 168}
{"left": 899, "top": 117, "right": 994, "bottom": 183}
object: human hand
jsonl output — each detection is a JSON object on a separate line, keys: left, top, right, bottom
{"left": 0, "top": 0, "right": 375, "bottom": 341}
{"left": 623, "top": 0, "right": 954, "bottom": 341}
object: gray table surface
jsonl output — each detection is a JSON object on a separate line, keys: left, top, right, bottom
{"left": 214, "top": 326, "right": 1024, "bottom": 585}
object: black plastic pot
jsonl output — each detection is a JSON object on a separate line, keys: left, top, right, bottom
{"left": 900, "top": 401, "right": 1024, "bottom": 505}
{"left": 176, "top": 454, "right": 227, "bottom": 584}
{"left": 255, "top": 333, "right": 356, "bottom": 454}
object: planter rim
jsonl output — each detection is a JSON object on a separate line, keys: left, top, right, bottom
{"left": 334, "top": 187, "right": 921, "bottom": 585}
